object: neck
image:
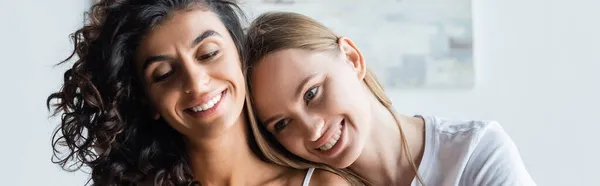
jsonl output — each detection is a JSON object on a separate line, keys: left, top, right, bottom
{"left": 348, "top": 95, "right": 425, "bottom": 186}
{"left": 186, "top": 112, "right": 282, "bottom": 186}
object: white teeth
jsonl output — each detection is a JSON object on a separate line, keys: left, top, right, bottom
{"left": 319, "top": 127, "right": 342, "bottom": 151}
{"left": 191, "top": 94, "right": 221, "bottom": 112}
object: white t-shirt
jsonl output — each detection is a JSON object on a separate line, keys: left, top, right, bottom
{"left": 411, "top": 116, "right": 536, "bottom": 186}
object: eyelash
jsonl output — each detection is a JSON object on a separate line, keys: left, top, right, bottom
{"left": 303, "top": 86, "right": 320, "bottom": 104}
{"left": 153, "top": 70, "right": 174, "bottom": 82}
{"left": 272, "top": 86, "right": 321, "bottom": 133}
{"left": 273, "top": 119, "right": 289, "bottom": 132}
{"left": 198, "top": 50, "right": 220, "bottom": 61}
{"left": 151, "top": 50, "right": 220, "bottom": 83}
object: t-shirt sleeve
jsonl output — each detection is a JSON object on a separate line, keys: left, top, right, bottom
{"left": 462, "top": 122, "right": 537, "bottom": 186}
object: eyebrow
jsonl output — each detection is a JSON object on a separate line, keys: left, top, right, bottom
{"left": 190, "top": 30, "right": 220, "bottom": 48}
{"left": 296, "top": 73, "right": 320, "bottom": 100}
{"left": 141, "top": 30, "right": 221, "bottom": 70}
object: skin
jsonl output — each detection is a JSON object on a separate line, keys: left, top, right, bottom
{"left": 135, "top": 9, "right": 349, "bottom": 186}
{"left": 251, "top": 37, "right": 426, "bottom": 185}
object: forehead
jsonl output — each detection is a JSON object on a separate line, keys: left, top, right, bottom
{"left": 251, "top": 49, "right": 333, "bottom": 92}
{"left": 250, "top": 49, "right": 336, "bottom": 118}
{"left": 137, "top": 9, "right": 228, "bottom": 57}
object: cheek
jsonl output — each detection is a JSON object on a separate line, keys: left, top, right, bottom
{"left": 220, "top": 57, "right": 241, "bottom": 77}
{"left": 277, "top": 131, "right": 307, "bottom": 154}
{"left": 326, "top": 79, "right": 371, "bottom": 126}
{"left": 324, "top": 83, "right": 359, "bottom": 113}
{"left": 215, "top": 56, "right": 244, "bottom": 89}
{"left": 148, "top": 86, "right": 180, "bottom": 113}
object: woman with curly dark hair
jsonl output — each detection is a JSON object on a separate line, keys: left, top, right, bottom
{"left": 46, "top": 0, "right": 355, "bottom": 185}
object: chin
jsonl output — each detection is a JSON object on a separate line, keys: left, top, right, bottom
{"left": 330, "top": 152, "right": 361, "bottom": 168}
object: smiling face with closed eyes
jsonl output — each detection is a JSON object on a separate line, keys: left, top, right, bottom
{"left": 135, "top": 9, "right": 246, "bottom": 138}
{"left": 249, "top": 38, "right": 374, "bottom": 168}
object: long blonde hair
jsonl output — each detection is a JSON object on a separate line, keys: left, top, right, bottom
{"left": 243, "top": 12, "right": 424, "bottom": 185}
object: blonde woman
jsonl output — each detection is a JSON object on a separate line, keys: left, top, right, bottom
{"left": 244, "top": 12, "right": 536, "bottom": 186}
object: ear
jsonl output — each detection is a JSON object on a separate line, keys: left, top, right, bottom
{"left": 337, "top": 37, "right": 366, "bottom": 80}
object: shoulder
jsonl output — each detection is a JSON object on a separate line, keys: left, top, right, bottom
{"left": 423, "top": 116, "right": 535, "bottom": 185}
{"left": 425, "top": 115, "right": 499, "bottom": 135}
{"left": 452, "top": 119, "right": 522, "bottom": 167}
{"left": 426, "top": 115, "right": 519, "bottom": 158}
{"left": 443, "top": 119, "right": 536, "bottom": 185}
{"left": 435, "top": 117, "right": 518, "bottom": 155}
{"left": 307, "top": 168, "right": 352, "bottom": 186}
{"left": 425, "top": 115, "right": 515, "bottom": 147}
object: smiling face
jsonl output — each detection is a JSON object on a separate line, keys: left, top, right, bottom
{"left": 250, "top": 38, "right": 374, "bottom": 168}
{"left": 135, "top": 9, "right": 246, "bottom": 138}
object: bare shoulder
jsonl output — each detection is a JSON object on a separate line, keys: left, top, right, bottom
{"left": 307, "top": 169, "right": 352, "bottom": 186}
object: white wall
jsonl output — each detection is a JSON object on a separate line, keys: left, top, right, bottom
{"left": 0, "top": 0, "right": 90, "bottom": 185}
{"left": 0, "top": 0, "right": 597, "bottom": 185}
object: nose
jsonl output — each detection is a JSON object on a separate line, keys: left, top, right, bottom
{"left": 298, "top": 114, "right": 325, "bottom": 142}
{"left": 181, "top": 56, "right": 210, "bottom": 94}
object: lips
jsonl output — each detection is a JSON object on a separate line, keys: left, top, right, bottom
{"left": 189, "top": 93, "right": 222, "bottom": 112}
{"left": 318, "top": 126, "right": 342, "bottom": 151}
{"left": 314, "top": 119, "right": 344, "bottom": 151}
{"left": 184, "top": 89, "right": 227, "bottom": 118}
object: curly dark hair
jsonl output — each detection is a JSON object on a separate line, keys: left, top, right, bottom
{"left": 46, "top": 0, "right": 246, "bottom": 185}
